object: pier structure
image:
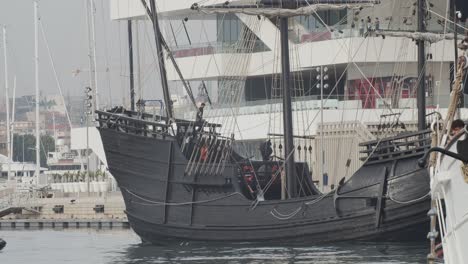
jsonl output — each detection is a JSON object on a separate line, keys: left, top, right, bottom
{"left": 0, "top": 190, "right": 128, "bottom": 230}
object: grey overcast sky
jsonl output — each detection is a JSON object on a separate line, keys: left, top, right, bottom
{"left": 0, "top": 0, "right": 164, "bottom": 108}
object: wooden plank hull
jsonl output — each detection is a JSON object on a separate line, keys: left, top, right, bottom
{"left": 99, "top": 127, "right": 431, "bottom": 243}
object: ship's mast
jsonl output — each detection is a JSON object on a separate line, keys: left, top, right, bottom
{"left": 417, "top": 0, "right": 426, "bottom": 131}
{"left": 141, "top": 0, "right": 198, "bottom": 114}
{"left": 2, "top": 25, "right": 11, "bottom": 181}
{"left": 85, "top": 0, "right": 99, "bottom": 112}
{"left": 135, "top": 20, "right": 142, "bottom": 104}
{"left": 451, "top": 0, "right": 458, "bottom": 70}
{"left": 34, "top": 0, "right": 40, "bottom": 185}
{"left": 128, "top": 20, "right": 135, "bottom": 111}
{"left": 279, "top": 13, "right": 297, "bottom": 198}
{"left": 149, "top": 0, "right": 173, "bottom": 121}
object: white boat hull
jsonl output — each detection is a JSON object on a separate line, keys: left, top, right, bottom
{"left": 432, "top": 137, "right": 468, "bottom": 263}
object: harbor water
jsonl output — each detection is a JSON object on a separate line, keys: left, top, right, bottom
{"left": 0, "top": 230, "right": 428, "bottom": 263}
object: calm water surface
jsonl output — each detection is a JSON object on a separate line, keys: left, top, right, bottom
{"left": 0, "top": 230, "right": 428, "bottom": 263}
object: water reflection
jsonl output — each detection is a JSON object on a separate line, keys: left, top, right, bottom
{"left": 114, "top": 240, "right": 427, "bottom": 264}
{"left": 0, "top": 230, "right": 427, "bottom": 264}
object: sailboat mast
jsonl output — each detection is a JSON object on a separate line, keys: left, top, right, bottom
{"left": 417, "top": 0, "right": 426, "bottom": 130}
{"left": 86, "top": 0, "right": 98, "bottom": 112}
{"left": 149, "top": 0, "right": 173, "bottom": 121}
{"left": 2, "top": 26, "right": 11, "bottom": 181}
{"left": 280, "top": 16, "right": 296, "bottom": 198}
{"left": 90, "top": 0, "right": 99, "bottom": 110}
{"left": 34, "top": 0, "right": 40, "bottom": 184}
{"left": 52, "top": 112, "right": 56, "bottom": 143}
{"left": 10, "top": 76, "right": 15, "bottom": 165}
{"left": 128, "top": 20, "right": 135, "bottom": 111}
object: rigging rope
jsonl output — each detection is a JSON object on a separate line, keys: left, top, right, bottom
{"left": 184, "top": 15, "right": 262, "bottom": 177}
{"left": 270, "top": 206, "right": 302, "bottom": 220}
{"left": 39, "top": 20, "right": 72, "bottom": 128}
{"left": 122, "top": 187, "right": 244, "bottom": 206}
{"left": 386, "top": 192, "right": 430, "bottom": 204}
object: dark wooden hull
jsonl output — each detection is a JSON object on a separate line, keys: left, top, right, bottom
{"left": 99, "top": 127, "right": 431, "bottom": 244}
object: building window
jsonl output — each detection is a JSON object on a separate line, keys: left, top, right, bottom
{"left": 297, "top": 9, "right": 347, "bottom": 32}
{"left": 217, "top": 14, "right": 269, "bottom": 52}
{"left": 218, "top": 14, "right": 241, "bottom": 44}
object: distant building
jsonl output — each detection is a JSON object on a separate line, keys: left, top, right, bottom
{"left": 0, "top": 154, "right": 47, "bottom": 179}
{"left": 12, "top": 121, "right": 36, "bottom": 135}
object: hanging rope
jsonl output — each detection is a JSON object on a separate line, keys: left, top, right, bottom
{"left": 123, "top": 187, "right": 243, "bottom": 206}
{"left": 184, "top": 15, "right": 262, "bottom": 177}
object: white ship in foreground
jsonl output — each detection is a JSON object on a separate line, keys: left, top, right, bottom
{"left": 421, "top": 54, "right": 468, "bottom": 263}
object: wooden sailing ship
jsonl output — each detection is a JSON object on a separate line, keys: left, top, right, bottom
{"left": 96, "top": 0, "right": 435, "bottom": 243}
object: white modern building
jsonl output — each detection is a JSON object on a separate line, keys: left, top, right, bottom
{"left": 110, "top": 0, "right": 455, "bottom": 106}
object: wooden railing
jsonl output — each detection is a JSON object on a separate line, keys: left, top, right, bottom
{"left": 96, "top": 110, "right": 170, "bottom": 138}
{"left": 96, "top": 109, "right": 222, "bottom": 138}
{"left": 359, "top": 129, "right": 432, "bottom": 164}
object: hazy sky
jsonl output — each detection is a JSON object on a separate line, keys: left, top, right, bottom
{"left": 0, "top": 0, "right": 164, "bottom": 108}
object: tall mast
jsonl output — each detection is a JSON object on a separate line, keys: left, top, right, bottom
{"left": 320, "top": 66, "right": 324, "bottom": 192}
{"left": 2, "top": 25, "right": 11, "bottom": 181}
{"left": 10, "top": 76, "right": 15, "bottom": 164}
{"left": 128, "top": 20, "right": 135, "bottom": 111}
{"left": 34, "top": 0, "right": 40, "bottom": 184}
{"left": 86, "top": 0, "right": 98, "bottom": 112}
{"left": 135, "top": 20, "right": 142, "bottom": 103}
{"left": 280, "top": 15, "right": 296, "bottom": 198}
{"left": 90, "top": 0, "right": 99, "bottom": 109}
{"left": 417, "top": 0, "right": 426, "bottom": 130}
{"left": 451, "top": 0, "right": 458, "bottom": 70}
{"left": 141, "top": 0, "right": 198, "bottom": 111}
{"left": 134, "top": 20, "right": 143, "bottom": 103}
{"left": 85, "top": 0, "right": 97, "bottom": 193}
{"left": 149, "top": 0, "right": 173, "bottom": 120}
{"left": 52, "top": 112, "right": 56, "bottom": 143}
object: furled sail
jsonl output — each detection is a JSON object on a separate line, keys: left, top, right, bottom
{"left": 376, "top": 31, "right": 454, "bottom": 44}
{"left": 192, "top": 0, "right": 380, "bottom": 17}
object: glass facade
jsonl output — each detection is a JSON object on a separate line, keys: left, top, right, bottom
{"left": 217, "top": 14, "right": 241, "bottom": 44}
{"left": 216, "top": 14, "right": 269, "bottom": 52}
{"left": 296, "top": 10, "right": 347, "bottom": 31}
{"left": 243, "top": 66, "right": 347, "bottom": 103}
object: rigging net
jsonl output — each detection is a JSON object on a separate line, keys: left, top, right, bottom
{"left": 184, "top": 15, "right": 263, "bottom": 177}
{"left": 178, "top": 0, "right": 450, "bottom": 195}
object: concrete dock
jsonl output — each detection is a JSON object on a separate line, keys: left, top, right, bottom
{"left": 0, "top": 219, "right": 129, "bottom": 230}
{"left": 0, "top": 191, "right": 129, "bottom": 230}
